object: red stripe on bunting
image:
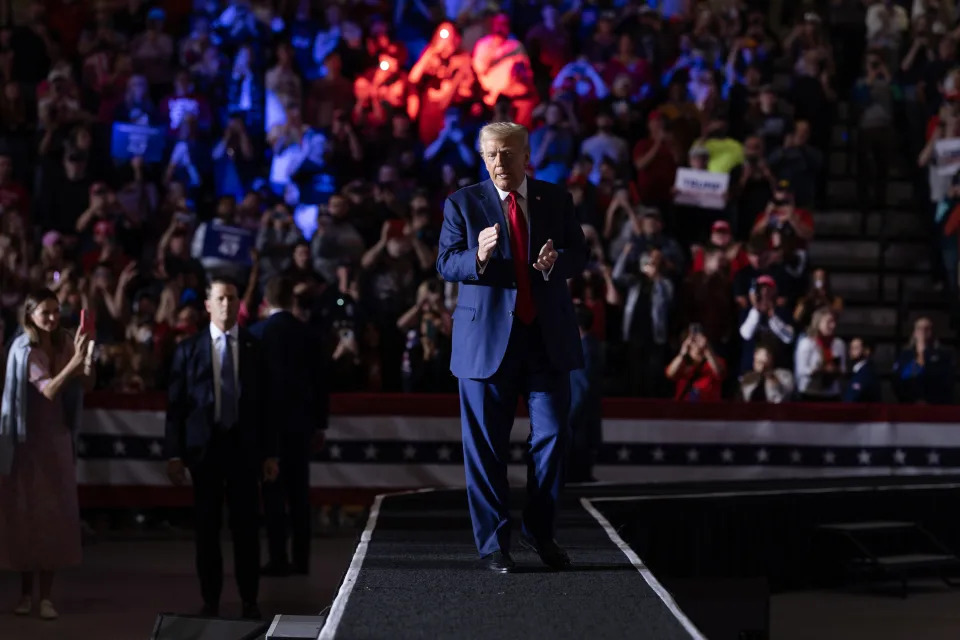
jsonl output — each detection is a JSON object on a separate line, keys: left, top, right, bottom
{"left": 83, "top": 391, "right": 960, "bottom": 424}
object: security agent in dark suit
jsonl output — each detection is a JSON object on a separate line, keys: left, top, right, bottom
{"left": 250, "top": 275, "right": 329, "bottom": 576}
{"left": 843, "top": 337, "right": 881, "bottom": 403}
{"left": 165, "top": 277, "right": 277, "bottom": 620}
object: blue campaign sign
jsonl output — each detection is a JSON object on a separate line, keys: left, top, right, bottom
{"left": 111, "top": 123, "right": 167, "bottom": 163}
{"left": 201, "top": 221, "right": 255, "bottom": 265}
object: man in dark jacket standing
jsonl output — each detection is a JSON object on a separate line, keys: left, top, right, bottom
{"left": 165, "top": 277, "right": 275, "bottom": 619}
{"left": 250, "top": 275, "right": 329, "bottom": 575}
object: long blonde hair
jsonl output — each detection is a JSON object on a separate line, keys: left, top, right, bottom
{"left": 806, "top": 306, "right": 836, "bottom": 339}
{"left": 20, "top": 288, "right": 66, "bottom": 348}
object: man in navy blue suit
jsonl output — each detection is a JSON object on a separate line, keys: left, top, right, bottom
{"left": 165, "top": 277, "right": 277, "bottom": 619}
{"left": 250, "top": 275, "right": 329, "bottom": 576}
{"left": 437, "top": 121, "right": 587, "bottom": 573}
{"left": 843, "top": 337, "right": 881, "bottom": 403}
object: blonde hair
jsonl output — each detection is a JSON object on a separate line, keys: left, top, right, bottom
{"left": 477, "top": 121, "right": 529, "bottom": 152}
{"left": 807, "top": 306, "right": 836, "bottom": 338}
{"left": 20, "top": 288, "right": 66, "bottom": 348}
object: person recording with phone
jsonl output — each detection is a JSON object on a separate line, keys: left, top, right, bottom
{"left": 750, "top": 179, "right": 814, "bottom": 246}
{"left": 0, "top": 289, "right": 95, "bottom": 621}
{"left": 665, "top": 324, "right": 726, "bottom": 402}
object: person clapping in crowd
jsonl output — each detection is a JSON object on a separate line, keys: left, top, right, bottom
{"left": 738, "top": 275, "right": 795, "bottom": 374}
{"left": 892, "top": 316, "right": 955, "bottom": 404}
{"left": 740, "top": 345, "right": 794, "bottom": 403}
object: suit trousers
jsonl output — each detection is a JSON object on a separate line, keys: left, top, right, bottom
{"left": 263, "top": 430, "right": 312, "bottom": 569}
{"left": 458, "top": 318, "right": 571, "bottom": 556}
{"left": 189, "top": 429, "right": 260, "bottom": 606}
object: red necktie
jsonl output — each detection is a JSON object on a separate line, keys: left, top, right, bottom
{"left": 506, "top": 191, "right": 536, "bottom": 324}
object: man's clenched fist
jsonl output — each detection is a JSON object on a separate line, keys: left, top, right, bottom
{"left": 477, "top": 223, "right": 500, "bottom": 264}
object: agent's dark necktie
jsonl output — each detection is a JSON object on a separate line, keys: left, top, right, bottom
{"left": 219, "top": 334, "right": 238, "bottom": 429}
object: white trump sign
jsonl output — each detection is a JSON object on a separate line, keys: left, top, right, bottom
{"left": 673, "top": 168, "right": 729, "bottom": 210}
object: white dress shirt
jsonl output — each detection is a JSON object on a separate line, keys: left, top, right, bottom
{"left": 479, "top": 177, "right": 554, "bottom": 281}
{"left": 209, "top": 322, "right": 240, "bottom": 424}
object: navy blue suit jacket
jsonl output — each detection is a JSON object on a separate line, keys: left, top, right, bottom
{"left": 164, "top": 326, "right": 274, "bottom": 465}
{"left": 437, "top": 178, "right": 587, "bottom": 379}
{"left": 843, "top": 361, "right": 882, "bottom": 403}
{"left": 249, "top": 310, "right": 329, "bottom": 434}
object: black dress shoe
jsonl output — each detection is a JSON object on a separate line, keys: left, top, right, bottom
{"left": 261, "top": 561, "right": 291, "bottom": 577}
{"left": 241, "top": 602, "right": 262, "bottom": 620}
{"left": 483, "top": 550, "right": 515, "bottom": 574}
{"left": 198, "top": 604, "right": 219, "bottom": 617}
{"left": 520, "top": 536, "right": 571, "bottom": 570}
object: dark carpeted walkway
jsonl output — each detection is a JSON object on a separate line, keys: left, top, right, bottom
{"left": 321, "top": 489, "right": 701, "bottom": 640}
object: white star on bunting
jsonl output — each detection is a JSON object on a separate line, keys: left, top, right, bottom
{"left": 616, "top": 446, "right": 631, "bottom": 462}
{"left": 686, "top": 448, "right": 699, "bottom": 463}
{"left": 363, "top": 444, "right": 378, "bottom": 460}
{"left": 149, "top": 441, "right": 163, "bottom": 457}
{"left": 790, "top": 450, "right": 802, "bottom": 464}
{"left": 402, "top": 445, "right": 418, "bottom": 460}
{"left": 857, "top": 450, "right": 872, "bottom": 465}
{"left": 927, "top": 450, "right": 941, "bottom": 466}
{"left": 113, "top": 440, "right": 127, "bottom": 456}
{"left": 437, "top": 445, "right": 452, "bottom": 461}
{"left": 721, "top": 448, "right": 734, "bottom": 463}
{"left": 328, "top": 445, "right": 342, "bottom": 460}
{"left": 893, "top": 449, "right": 907, "bottom": 465}
{"left": 756, "top": 448, "right": 769, "bottom": 463}
{"left": 651, "top": 447, "right": 665, "bottom": 462}
{"left": 823, "top": 450, "right": 836, "bottom": 464}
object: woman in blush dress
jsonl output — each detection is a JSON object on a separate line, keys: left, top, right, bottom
{"left": 0, "top": 289, "right": 95, "bottom": 620}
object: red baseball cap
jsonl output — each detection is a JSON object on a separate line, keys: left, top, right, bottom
{"left": 711, "top": 220, "right": 731, "bottom": 233}
{"left": 756, "top": 275, "right": 777, "bottom": 289}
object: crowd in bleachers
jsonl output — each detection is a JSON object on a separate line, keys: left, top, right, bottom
{"left": 0, "top": 0, "right": 955, "bottom": 403}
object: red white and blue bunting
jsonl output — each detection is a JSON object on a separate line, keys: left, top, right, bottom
{"left": 74, "top": 394, "right": 960, "bottom": 504}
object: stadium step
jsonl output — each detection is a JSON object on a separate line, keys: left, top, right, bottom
{"left": 813, "top": 210, "right": 928, "bottom": 240}
{"left": 836, "top": 307, "right": 952, "bottom": 339}
{"left": 816, "top": 520, "right": 960, "bottom": 596}
{"left": 809, "top": 239, "right": 931, "bottom": 271}
{"left": 819, "top": 522, "right": 915, "bottom": 533}
{"left": 828, "top": 273, "right": 943, "bottom": 305}
{"left": 825, "top": 178, "right": 914, "bottom": 207}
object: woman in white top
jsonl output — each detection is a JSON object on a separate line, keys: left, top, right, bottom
{"left": 795, "top": 307, "right": 846, "bottom": 400}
